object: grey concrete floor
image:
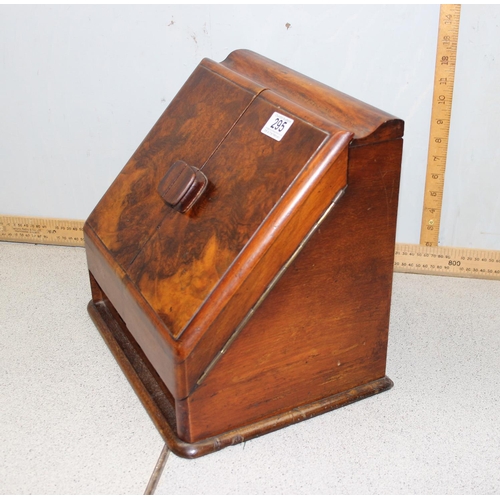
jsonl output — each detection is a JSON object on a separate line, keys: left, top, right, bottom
{"left": 1, "top": 241, "right": 499, "bottom": 494}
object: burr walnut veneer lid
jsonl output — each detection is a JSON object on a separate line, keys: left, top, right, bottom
{"left": 85, "top": 50, "right": 400, "bottom": 397}
{"left": 126, "top": 91, "right": 349, "bottom": 340}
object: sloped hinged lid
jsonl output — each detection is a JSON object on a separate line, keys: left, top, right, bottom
{"left": 127, "top": 96, "right": 352, "bottom": 341}
{"left": 88, "top": 66, "right": 353, "bottom": 346}
{"left": 86, "top": 49, "right": 404, "bottom": 378}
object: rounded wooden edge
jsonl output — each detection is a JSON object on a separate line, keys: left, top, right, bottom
{"left": 87, "top": 299, "right": 393, "bottom": 460}
{"left": 169, "top": 375, "right": 394, "bottom": 459}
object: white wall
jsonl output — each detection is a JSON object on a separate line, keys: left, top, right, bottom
{"left": 0, "top": 5, "right": 498, "bottom": 249}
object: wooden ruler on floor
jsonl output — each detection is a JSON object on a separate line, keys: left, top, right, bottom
{"left": 420, "top": 4, "right": 461, "bottom": 246}
{"left": 1, "top": 215, "right": 499, "bottom": 280}
{"left": 394, "top": 243, "right": 500, "bottom": 280}
{"left": 0, "top": 215, "right": 85, "bottom": 247}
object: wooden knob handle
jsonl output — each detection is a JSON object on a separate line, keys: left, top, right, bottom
{"left": 157, "top": 160, "right": 208, "bottom": 213}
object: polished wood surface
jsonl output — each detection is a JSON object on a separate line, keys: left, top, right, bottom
{"left": 86, "top": 65, "right": 256, "bottom": 270}
{"left": 216, "top": 50, "right": 403, "bottom": 145}
{"left": 85, "top": 49, "right": 404, "bottom": 456}
{"left": 178, "top": 138, "right": 403, "bottom": 441}
{"left": 127, "top": 95, "right": 329, "bottom": 338}
{"left": 89, "top": 295, "right": 393, "bottom": 459}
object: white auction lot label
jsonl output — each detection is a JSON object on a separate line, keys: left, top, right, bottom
{"left": 261, "top": 112, "right": 294, "bottom": 141}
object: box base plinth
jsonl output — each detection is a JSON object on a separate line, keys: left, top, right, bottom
{"left": 88, "top": 299, "right": 393, "bottom": 459}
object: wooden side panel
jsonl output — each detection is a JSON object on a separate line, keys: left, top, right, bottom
{"left": 178, "top": 138, "right": 403, "bottom": 442}
{"left": 86, "top": 66, "right": 257, "bottom": 270}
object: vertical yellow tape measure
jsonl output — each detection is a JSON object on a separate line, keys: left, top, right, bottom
{"left": 420, "top": 4, "right": 461, "bottom": 246}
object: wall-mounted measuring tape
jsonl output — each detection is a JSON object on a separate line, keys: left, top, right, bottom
{"left": 420, "top": 4, "right": 461, "bottom": 246}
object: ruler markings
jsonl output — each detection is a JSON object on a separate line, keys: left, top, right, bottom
{"left": 0, "top": 8, "right": 494, "bottom": 280}
{"left": 420, "top": 4, "right": 461, "bottom": 247}
{"left": 394, "top": 243, "right": 500, "bottom": 281}
{"left": 0, "top": 215, "right": 85, "bottom": 247}
{"left": 1, "top": 215, "right": 499, "bottom": 281}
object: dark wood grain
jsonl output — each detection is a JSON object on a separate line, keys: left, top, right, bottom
{"left": 176, "top": 138, "right": 402, "bottom": 441}
{"left": 127, "top": 96, "right": 328, "bottom": 338}
{"left": 84, "top": 50, "right": 404, "bottom": 453}
{"left": 89, "top": 295, "right": 394, "bottom": 458}
{"left": 86, "top": 66, "right": 257, "bottom": 270}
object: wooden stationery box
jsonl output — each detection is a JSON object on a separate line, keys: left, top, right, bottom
{"left": 84, "top": 49, "right": 404, "bottom": 458}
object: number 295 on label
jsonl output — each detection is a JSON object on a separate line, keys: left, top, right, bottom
{"left": 261, "top": 112, "right": 294, "bottom": 141}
